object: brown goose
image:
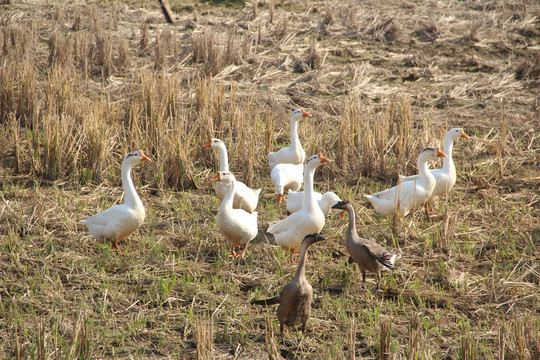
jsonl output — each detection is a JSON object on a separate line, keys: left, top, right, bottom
{"left": 251, "top": 233, "right": 325, "bottom": 338}
{"left": 332, "top": 200, "right": 401, "bottom": 290}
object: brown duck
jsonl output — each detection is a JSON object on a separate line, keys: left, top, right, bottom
{"left": 332, "top": 200, "right": 401, "bottom": 290}
{"left": 252, "top": 233, "right": 325, "bottom": 338}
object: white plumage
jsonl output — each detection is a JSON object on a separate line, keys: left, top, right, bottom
{"left": 204, "top": 138, "right": 261, "bottom": 213}
{"left": 268, "top": 109, "right": 311, "bottom": 170}
{"left": 80, "top": 150, "right": 150, "bottom": 252}
{"left": 270, "top": 162, "right": 304, "bottom": 204}
{"left": 268, "top": 153, "right": 331, "bottom": 254}
{"left": 286, "top": 190, "right": 342, "bottom": 217}
{"left": 364, "top": 147, "right": 447, "bottom": 217}
{"left": 214, "top": 172, "right": 258, "bottom": 259}
{"left": 401, "top": 128, "right": 469, "bottom": 212}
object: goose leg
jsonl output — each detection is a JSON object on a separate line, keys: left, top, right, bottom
{"left": 280, "top": 323, "right": 284, "bottom": 339}
{"left": 111, "top": 240, "right": 120, "bottom": 254}
{"left": 230, "top": 246, "right": 240, "bottom": 258}
{"left": 289, "top": 252, "right": 300, "bottom": 264}
{"left": 240, "top": 244, "right": 248, "bottom": 259}
{"left": 425, "top": 202, "right": 439, "bottom": 216}
{"left": 375, "top": 272, "right": 381, "bottom": 291}
{"left": 361, "top": 270, "right": 366, "bottom": 289}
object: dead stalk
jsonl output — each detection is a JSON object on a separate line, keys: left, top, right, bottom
{"left": 196, "top": 318, "right": 214, "bottom": 360}
{"left": 380, "top": 318, "right": 392, "bottom": 360}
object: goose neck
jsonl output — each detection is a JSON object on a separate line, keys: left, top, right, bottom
{"left": 417, "top": 156, "right": 435, "bottom": 184}
{"left": 442, "top": 136, "right": 455, "bottom": 172}
{"left": 346, "top": 205, "right": 358, "bottom": 238}
{"left": 216, "top": 144, "right": 230, "bottom": 172}
{"left": 302, "top": 163, "right": 317, "bottom": 209}
{"left": 121, "top": 162, "right": 143, "bottom": 208}
{"left": 289, "top": 116, "right": 301, "bottom": 149}
{"left": 220, "top": 181, "right": 235, "bottom": 210}
{"left": 295, "top": 241, "right": 311, "bottom": 280}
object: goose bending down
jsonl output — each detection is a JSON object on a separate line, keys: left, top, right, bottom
{"left": 80, "top": 150, "right": 150, "bottom": 253}
{"left": 364, "top": 147, "right": 447, "bottom": 217}
{"left": 286, "top": 190, "right": 344, "bottom": 218}
{"left": 268, "top": 109, "right": 311, "bottom": 170}
{"left": 213, "top": 171, "right": 258, "bottom": 259}
{"left": 268, "top": 153, "right": 330, "bottom": 254}
{"left": 401, "top": 128, "right": 469, "bottom": 214}
{"left": 332, "top": 200, "right": 400, "bottom": 290}
{"left": 251, "top": 233, "right": 325, "bottom": 338}
{"left": 270, "top": 162, "right": 304, "bottom": 204}
{"left": 204, "top": 138, "right": 261, "bottom": 213}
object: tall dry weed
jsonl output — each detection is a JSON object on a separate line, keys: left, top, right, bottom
{"left": 140, "top": 23, "right": 150, "bottom": 56}
{"left": 80, "top": 98, "right": 119, "bottom": 184}
{"left": 1, "top": 22, "right": 37, "bottom": 60}
{"left": 379, "top": 318, "right": 392, "bottom": 360}
{"left": 40, "top": 113, "right": 82, "bottom": 180}
{"left": 309, "top": 38, "right": 323, "bottom": 70}
{"left": 459, "top": 332, "right": 477, "bottom": 360}
{"left": 0, "top": 61, "right": 38, "bottom": 124}
{"left": 339, "top": 95, "right": 421, "bottom": 180}
{"left": 192, "top": 30, "right": 224, "bottom": 77}
{"left": 196, "top": 318, "right": 214, "bottom": 360}
{"left": 348, "top": 317, "right": 357, "bottom": 360}
{"left": 264, "top": 311, "right": 281, "bottom": 360}
{"left": 93, "top": 31, "right": 113, "bottom": 77}
{"left": 68, "top": 312, "right": 92, "bottom": 359}
{"left": 48, "top": 30, "right": 73, "bottom": 68}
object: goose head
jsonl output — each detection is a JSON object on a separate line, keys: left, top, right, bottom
{"left": 418, "top": 146, "right": 448, "bottom": 163}
{"left": 212, "top": 171, "right": 235, "bottom": 184}
{"left": 302, "top": 232, "right": 326, "bottom": 246}
{"left": 203, "top": 138, "right": 225, "bottom": 149}
{"left": 331, "top": 200, "right": 352, "bottom": 211}
{"left": 446, "top": 128, "right": 469, "bottom": 141}
{"left": 124, "top": 150, "right": 151, "bottom": 166}
{"left": 306, "top": 153, "right": 331, "bottom": 167}
{"left": 291, "top": 108, "right": 312, "bottom": 121}
{"left": 322, "top": 192, "right": 346, "bottom": 219}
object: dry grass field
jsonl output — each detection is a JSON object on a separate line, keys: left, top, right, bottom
{"left": 0, "top": 0, "right": 539, "bottom": 358}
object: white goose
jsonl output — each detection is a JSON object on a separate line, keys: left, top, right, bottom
{"left": 401, "top": 128, "right": 469, "bottom": 214}
{"left": 270, "top": 162, "right": 304, "bottom": 204}
{"left": 80, "top": 150, "right": 150, "bottom": 253}
{"left": 204, "top": 138, "right": 261, "bottom": 213}
{"left": 268, "top": 153, "right": 331, "bottom": 254}
{"left": 268, "top": 109, "right": 311, "bottom": 170}
{"left": 213, "top": 171, "right": 258, "bottom": 259}
{"left": 364, "top": 147, "right": 447, "bottom": 217}
{"left": 286, "top": 190, "right": 343, "bottom": 217}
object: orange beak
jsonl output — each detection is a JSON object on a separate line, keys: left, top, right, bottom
{"left": 212, "top": 173, "right": 220, "bottom": 182}
{"left": 436, "top": 147, "right": 448, "bottom": 158}
{"left": 203, "top": 139, "right": 212, "bottom": 148}
{"left": 277, "top": 193, "right": 283, "bottom": 204}
{"left": 318, "top": 153, "right": 331, "bottom": 163}
{"left": 340, "top": 210, "right": 345, "bottom": 220}
{"left": 140, "top": 151, "right": 151, "bottom": 162}
{"left": 302, "top": 109, "right": 312, "bottom": 117}
{"left": 460, "top": 129, "right": 469, "bottom": 139}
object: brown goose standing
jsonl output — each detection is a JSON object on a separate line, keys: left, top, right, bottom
{"left": 332, "top": 200, "right": 401, "bottom": 290}
{"left": 251, "top": 233, "right": 325, "bottom": 338}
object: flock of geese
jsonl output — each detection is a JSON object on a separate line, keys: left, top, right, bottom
{"left": 80, "top": 109, "right": 469, "bottom": 338}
